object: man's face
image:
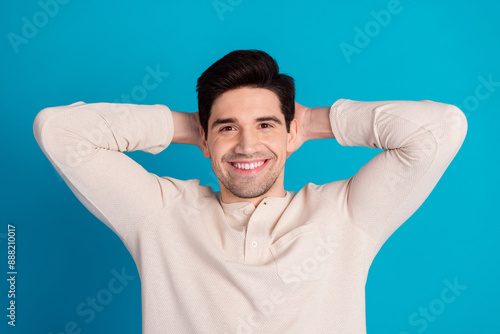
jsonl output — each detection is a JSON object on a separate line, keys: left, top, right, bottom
{"left": 200, "top": 87, "right": 297, "bottom": 203}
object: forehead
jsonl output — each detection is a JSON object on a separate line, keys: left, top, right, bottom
{"left": 209, "top": 87, "right": 282, "bottom": 124}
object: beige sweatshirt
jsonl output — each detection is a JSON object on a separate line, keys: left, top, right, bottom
{"left": 33, "top": 98, "right": 467, "bottom": 333}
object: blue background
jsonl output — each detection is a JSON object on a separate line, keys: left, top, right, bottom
{"left": 1, "top": 0, "right": 498, "bottom": 333}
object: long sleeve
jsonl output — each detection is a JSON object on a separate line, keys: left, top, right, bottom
{"left": 318, "top": 99, "right": 468, "bottom": 248}
{"left": 33, "top": 101, "right": 183, "bottom": 240}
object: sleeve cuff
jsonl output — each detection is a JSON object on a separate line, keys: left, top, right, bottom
{"left": 161, "top": 104, "right": 175, "bottom": 147}
{"left": 143, "top": 104, "right": 175, "bottom": 154}
{"left": 329, "top": 98, "right": 348, "bottom": 146}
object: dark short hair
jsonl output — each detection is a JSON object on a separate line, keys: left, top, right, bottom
{"left": 196, "top": 49, "right": 295, "bottom": 140}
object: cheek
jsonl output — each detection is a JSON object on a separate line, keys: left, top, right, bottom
{"left": 266, "top": 139, "right": 288, "bottom": 159}
{"left": 209, "top": 141, "right": 230, "bottom": 162}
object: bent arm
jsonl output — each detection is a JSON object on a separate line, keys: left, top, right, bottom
{"left": 33, "top": 102, "right": 196, "bottom": 239}
{"left": 315, "top": 99, "right": 468, "bottom": 247}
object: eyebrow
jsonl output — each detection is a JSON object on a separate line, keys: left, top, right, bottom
{"left": 210, "top": 116, "right": 283, "bottom": 130}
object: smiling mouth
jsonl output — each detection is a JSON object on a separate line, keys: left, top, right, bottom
{"left": 227, "top": 159, "right": 270, "bottom": 174}
{"left": 229, "top": 160, "right": 267, "bottom": 170}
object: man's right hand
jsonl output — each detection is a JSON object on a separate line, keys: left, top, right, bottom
{"left": 172, "top": 110, "right": 204, "bottom": 151}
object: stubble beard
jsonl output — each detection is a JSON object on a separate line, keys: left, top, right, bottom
{"left": 214, "top": 159, "right": 282, "bottom": 199}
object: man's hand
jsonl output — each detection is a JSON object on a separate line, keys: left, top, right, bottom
{"left": 191, "top": 111, "right": 204, "bottom": 151}
{"left": 287, "top": 102, "right": 335, "bottom": 159}
{"left": 172, "top": 110, "right": 204, "bottom": 150}
{"left": 287, "top": 102, "right": 312, "bottom": 158}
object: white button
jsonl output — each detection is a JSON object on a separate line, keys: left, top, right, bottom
{"left": 251, "top": 241, "right": 258, "bottom": 248}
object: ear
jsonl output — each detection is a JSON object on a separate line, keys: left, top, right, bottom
{"left": 200, "top": 125, "right": 211, "bottom": 159}
{"left": 286, "top": 118, "right": 298, "bottom": 157}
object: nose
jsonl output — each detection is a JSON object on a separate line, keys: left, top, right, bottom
{"left": 234, "top": 128, "right": 259, "bottom": 155}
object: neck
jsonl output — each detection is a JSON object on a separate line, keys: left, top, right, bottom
{"left": 220, "top": 187, "right": 287, "bottom": 207}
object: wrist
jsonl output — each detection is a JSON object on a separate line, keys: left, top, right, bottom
{"left": 308, "top": 106, "right": 335, "bottom": 140}
{"left": 172, "top": 111, "right": 200, "bottom": 145}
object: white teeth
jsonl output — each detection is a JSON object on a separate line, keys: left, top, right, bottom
{"left": 232, "top": 160, "right": 265, "bottom": 170}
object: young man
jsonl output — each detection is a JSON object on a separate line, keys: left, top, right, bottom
{"left": 33, "top": 49, "right": 467, "bottom": 333}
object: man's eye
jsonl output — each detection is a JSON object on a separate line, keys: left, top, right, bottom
{"left": 260, "top": 123, "right": 272, "bottom": 128}
{"left": 220, "top": 126, "right": 234, "bottom": 132}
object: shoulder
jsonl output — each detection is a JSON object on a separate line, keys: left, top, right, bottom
{"left": 157, "top": 176, "right": 217, "bottom": 205}
{"left": 294, "top": 179, "right": 351, "bottom": 209}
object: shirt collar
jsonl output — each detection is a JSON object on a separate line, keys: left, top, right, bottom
{"left": 215, "top": 190, "right": 294, "bottom": 213}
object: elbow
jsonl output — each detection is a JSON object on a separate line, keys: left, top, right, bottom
{"left": 425, "top": 103, "right": 468, "bottom": 148}
{"left": 33, "top": 102, "right": 86, "bottom": 140}
{"left": 33, "top": 107, "right": 58, "bottom": 142}
{"left": 442, "top": 104, "right": 468, "bottom": 143}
